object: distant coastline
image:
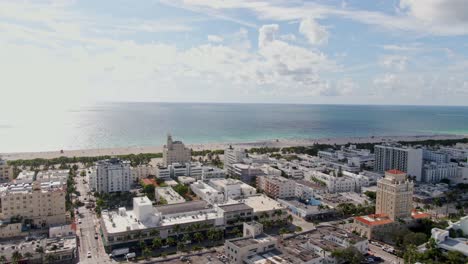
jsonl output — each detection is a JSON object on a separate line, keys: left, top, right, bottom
{"left": 2, "top": 134, "right": 466, "bottom": 161}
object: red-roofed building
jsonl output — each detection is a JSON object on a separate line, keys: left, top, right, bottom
{"left": 353, "top": 214, "right": 395, "bottom": 239}
{"left": 141, "top": 178, "right": 157, "bottom": 187}
{"left": 386, "top": 169, "right": 406, "bottom": 175}
{"left": 411, "top": 209, "right": 431, "bottom": 220}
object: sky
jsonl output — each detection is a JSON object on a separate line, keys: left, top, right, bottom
{"left": 1, "top": 0, "right": 468, "bottom": 109}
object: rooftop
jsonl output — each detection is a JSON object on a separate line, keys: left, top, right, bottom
{"left": 411, "top": 210, "right": 431, "bottom": 220}
{"left": 229, "top": 234, "right": 275, "bottom": 248}
{"left": 218, "top": 203, "right": 253, "bottom": 213}
{"left": 354, "top": 214, "right": 394, "bottom": 226}
{"left": 241, "top": 195, "right": 286, "bottom": 213}
{"left": 141, "top": 178, "right": 157, "bottom": 186}
{"left": 155, "top": 187, "right": 185, "bottom": 204}
{"left": 155, "top": 200, "right": 208, "bottom": 215}
{"left": 386, "top": 169, "right": 406, "bottom": 175}
{"left": 0, "top": 181, "right": 64, "bottom": 196}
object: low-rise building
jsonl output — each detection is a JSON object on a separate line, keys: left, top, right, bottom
{"left": 208, "top": 178, "right": 256, "bottom": 200}
{"left": 190, "top": 181, "right": 225, "bottom": 204}
{"left": 131, "top": 165, "right": 155, "bottom": 182}
{"left": 155, "top": 187, "right": 185, "bottom": 204}
{"left": 308, "top": 170, "right": 362, "bottom": 193}
{"left": 422, "top": 162, "right": 458, "bottom": 183}
{"left": 256, "top": 175, "right": 295, "bottom": 199}
{"left": 0, "top": 236, "right": 77, "bottom": 263}
{"left": 277, "top": 163, "right": 304, "bottom": 179}
{"left": 217, "top": 203, "right": 254, "bottom": 227}
{"left": 242, "top": 195, "right": 288, "bottom": 223}
{"left": 227, "top": 224, "right": 368, "bottom": 264}
{"left": 353, "top": 214, "right": 395, "bottom": 240}
{"left": 201, "top": 166, "right": 226, "bottom": 180}
{"left": 278, "top": 198, "right": 335, "bottom": 220}
{"left": 431, "top": 228, "right": 468, "bottom": 257}
{"left": 177, "top": 176, "right": 196, "bottom": 185}
{"left": 232, "top": 163, "right": 265, "bottom": 183}
{"left": 15, "top": 169, "right": 69, "bottom": 184}
{"left": 295, "top": 180, "right": 326, "bottom": 200}
{"left": 100, "top": 197, "right": 224, "bottom": 250}
{"left": 49, "top": 224, "right": 76, "bottom": 238}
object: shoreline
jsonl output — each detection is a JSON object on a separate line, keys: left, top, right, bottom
{"left": 1, "top": 134, "right": 466, "bottom": 161}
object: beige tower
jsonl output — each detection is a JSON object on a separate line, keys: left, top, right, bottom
{"left": 162, "top": 134, "right": 191, "bottom": 166}
{"left": 375, "top": 170, "right": 414, "bottom": 221}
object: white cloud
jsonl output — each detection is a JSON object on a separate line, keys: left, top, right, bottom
{"left": 169, "top": 0, "right": 468, "bottom": 36}
{"left": 258, "top": 24, "right": 279, "bottom": 48}
{"left": 299, "top": 18, "right": 329, "bottom": 45}
{"left": 379, "top": 55, "right": 409, "bottom": 71}
{"left": 207, "top": 34, "right": 224, "bottom": 43}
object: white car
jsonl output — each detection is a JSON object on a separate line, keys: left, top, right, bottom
{"left": 87, "top": 251, "right": 92, "bottom": 258}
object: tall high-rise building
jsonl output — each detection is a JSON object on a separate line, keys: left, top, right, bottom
{"left": 89, "top": 158, "right": 131, "bottom": 193}
{"left": 375, "top": 170, "right": 414, "bottom": 221}
{"left": 374, "top": 144, "right": 423, "bottom": 181}
{"left": 224, "top": 146, "right": 247, "bottom": 176}
{"left": 162, "top": 135, "right": 191, "bottom": 166}
{"left": 0, "top": 157, "right": 13, "bottom": 183}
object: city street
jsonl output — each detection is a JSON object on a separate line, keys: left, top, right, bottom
{"left": 75, "top": 172, "right": 115, "bottom": 264}
{"left": 369, "top": 244, "right": 403, "bottom": 264}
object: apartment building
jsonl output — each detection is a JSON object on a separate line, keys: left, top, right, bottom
{"left": 155, "top": 187, "right": 185, "bottom": 204}
{"left": 232, "top": 163, "right": 265, "bottom": 183}
{"left": 131, "top": 165, "right": 155, "bottom": 182}
{"left": 256, "top": 175, "right": 295, "bottom": 199}
{"left": 0, "top": 181, "right": 66, "bottom": 231}
{"left": 190, "top": 181, "right": 225, "bottom": 204}
{"left": 89, "top": 158, "right": 131, "bottom": 193}
{"left": 15, "top": 169, "right": 69, "bottom": 184}
{"left": 209, "top": 178, "right": 256, "bottom": 200}
{"left": 422, "top": 162, "right": 459, "bottom": 183}
{"left": 162, "top": 135, "right": 191, "bottom": 166}
{"left": 224, "top": 147, "right": 247, "bottom": 176}
{"left": 374, "top": 144, "right": 423, "bottom": 181}
{"left": 375, "top": 170, "right": 414, "bottom": 221}
{"left": 0, "top": 158, "right": 13, "bottom": 183}
{"left": 308, "top": 170, "right": 362, "bottom": 193}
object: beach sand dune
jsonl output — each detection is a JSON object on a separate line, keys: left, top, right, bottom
{"left": 1, "top": 134, "right": 465, "bottom": 161}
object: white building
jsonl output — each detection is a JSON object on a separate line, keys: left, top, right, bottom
{"left": 422, "top": 162, "right": 459, "bottom": 183}
{"left": 190, "top": 181, "right": 225, "bottom": 204}
{"left": 49, "top": 224, "right": 75, "bottom": 238}
{"left": 89, "top": 158, "right": 131, "bottom": 193}
{"left": 155, "top": 187, "right": 185, "bottom": 204}
{"left": 308, "top": 170, "right": 362, "bottom": 193}
{"left": 155, "top": 165, "right": 171, "bottom": 180}
{"left": 208, "top": 178, "right": 257, "bottom": 200}
{"left": 256, "top": 175, "right": 296, "bottom": 199}
{"left": 431, "top": 228, "right": 468, "bottom": 256}
{"left": 15, "top": 169, "right": 69, "bottom": 184}
{"left": 277, "top": 162, "right": 304, "bottom": 179}
{"left": 232, "top": 163, "right": 265, "bottom": 183}
{"left": 162, "top": 135, "right": 191, "bottom": 166}
{"left": 374, "top": 144, "right": 423, "bottom": 181}
{"left": 224, "top": 147, "right": 247, "bottom": 176}
{"left": 201, "top": 166, "right": 226, "bottom": 180}
{"left": 131, "top": 165, "right": 155, "bottom": 182}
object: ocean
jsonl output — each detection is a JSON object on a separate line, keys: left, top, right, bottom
{"left": 1, "top": 103, "right": 468, "bottom": 153}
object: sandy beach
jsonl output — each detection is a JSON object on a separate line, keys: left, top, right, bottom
{"left": 1, "top": 134, "right": 466, "bottom": 161}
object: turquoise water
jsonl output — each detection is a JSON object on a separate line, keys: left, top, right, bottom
{"left": 1, "top": 103, "right": 468, "bottom": 152}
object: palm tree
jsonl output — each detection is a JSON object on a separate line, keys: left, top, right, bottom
{"left": 0, "top": 256, "right": 6, "bottom": 264}
{"left": 166, "top": 237, "right": 176, "bottom": 247}
{"left": 149, "top": 229, "right": 160, "bottom": 237}
{"left": 24, "top": 252, "right": 33, "bottom": 260}
{"left": 142, "top": 246, "right": 152, "bottom": 259}
{"left": 182, "top": 233, "right": 191, "bottom": 243}
{"left": 286, "top": 214, "right": 293, "bottom": 223}
{"left": 152, "top": 237, "right": 162, "bottom": 250}
{"left": 193, "top": 232, "right": 204, "bottom": 243}
{"left": 11, "top": 251, "right": 22, "bottom": 264}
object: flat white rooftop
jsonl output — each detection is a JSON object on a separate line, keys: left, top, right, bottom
{"left": 241, "top": 195, "right": 286, "bottom": 213}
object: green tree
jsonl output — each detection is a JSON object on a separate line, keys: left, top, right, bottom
{"left": 446, "top": 250, "right": 467, "bottom": 264}
{"left": 193, "top": 232, "right": 204, "bottom": 243}
{"left": 143, "top": 184, "right": 155, "bottom": 200}
{"left": 11, "top": 251, "right": 22, "bottom": 264}
{"left": 0, "top": 256, "right": 6, "bottom": 264}
{"left": 403, "top": 244, "right": 419, "bottom": 264}
{"left": 152, "top": 237, "right": 162, "bottom": 250}
{"left": 331, "top": 247, "right": 363, "bottom": 264}
{"left": 403, "top": 232, "right": 427, "bottom": 247}
{"left": 166, "top": 237, "right": 176, "bottom": 247}
{"left": 142, "top": 246, "right": 152, "bottom": 259}
{"left": 182, "top": 233, "right": 191, "bottom": 243}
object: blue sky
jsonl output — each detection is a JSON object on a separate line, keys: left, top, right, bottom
{"left": 1, "top": 0, "right": 467, "bottom": 109}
